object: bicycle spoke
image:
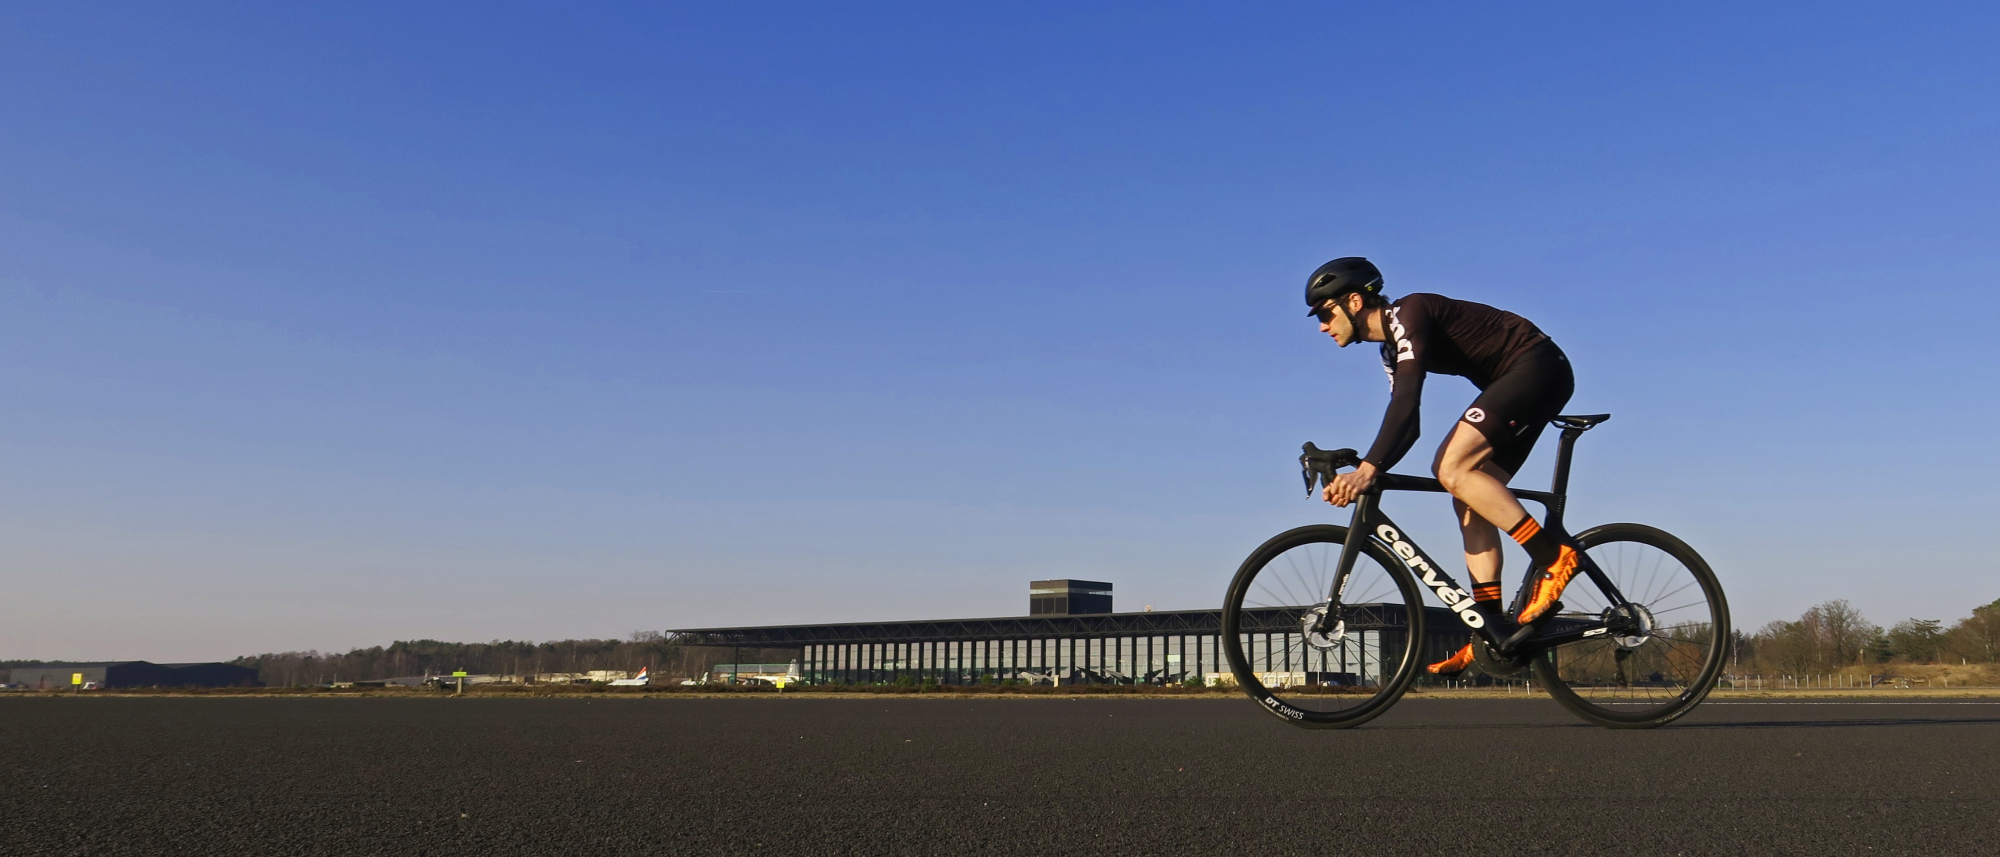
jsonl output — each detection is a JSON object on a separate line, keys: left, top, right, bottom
{"left": 1642, "top": 578, "right": 1699, "bottom": 610}
{"left": 1346, "top": 572, "right": 1391, "bottom": 606}
{"left": 1636, "top": 547, "right": 1668, "bottom": 605}
{"left": 1646, "top": 598, "right": 1711, "bottom": 620}
{"left": 1225, "top": 527, "right": 1421, "bottom": 723}
{"left": 1280, "top": 551, "right": 1316, "bottom": 603}
{"left": 1264, "top": 561, "right": 1311, "bottom": 608}
{"left": 1298, "top": 546, "right": 1328, "bottom": 598}
{"left": 1539, "top": 526, "right": 1727, "bottom": 724}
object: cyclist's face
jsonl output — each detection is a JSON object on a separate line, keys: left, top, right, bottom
{"left": 1316, "top": 298, "right": 1357, "bottom": 346}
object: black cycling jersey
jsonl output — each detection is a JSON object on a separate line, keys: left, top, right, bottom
{"left": 1362, "top": 293, "right": 1559, "bottom": 470}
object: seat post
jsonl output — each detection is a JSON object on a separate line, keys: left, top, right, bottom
{"left": 1546, "top": 427, "right": 1584, "bottom": 527}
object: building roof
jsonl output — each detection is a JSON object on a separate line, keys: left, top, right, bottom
{"left": 670, "top": 604, "right": 1435, "bottom": 646}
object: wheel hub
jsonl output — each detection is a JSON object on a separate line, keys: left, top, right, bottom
{"left": 1603, "top": 603, "right": 1656, "bottom": 649}
{"left": 1301, "top": 603, "right": 1346, "bottom": 649}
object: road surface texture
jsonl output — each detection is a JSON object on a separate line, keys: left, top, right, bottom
{"left": 2, "top": 696, "right": 1994, "bottom": 856}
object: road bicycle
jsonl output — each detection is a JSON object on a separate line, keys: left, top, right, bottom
{"left": 1221, "top": 414, "right": 1730, "bottom": 729}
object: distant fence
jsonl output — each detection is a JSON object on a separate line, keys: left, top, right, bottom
{"left": 1719, "top": 674, "right": 1985, "bottom": 690}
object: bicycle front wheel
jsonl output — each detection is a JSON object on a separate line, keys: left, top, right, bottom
{"left": 1222, "top": 525, "right": 1427, "bottom": 729}
{"left": 1532, "top": 523, "right": 1730, "bottom": 728}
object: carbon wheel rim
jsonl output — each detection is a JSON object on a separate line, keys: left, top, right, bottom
{"left": 1223, "top": 527, "right": 1423, "bottom": 725}
{"left": 1537, "top": 525, "right": 1728, "bottom": 723}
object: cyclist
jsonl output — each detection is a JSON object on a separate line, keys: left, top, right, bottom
{"left": 1305, "top": 256, "right": 1582, "bottom": 674}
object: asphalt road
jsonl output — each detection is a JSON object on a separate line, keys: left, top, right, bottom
{"left": 3, "top": 696, "right": 1995, "bottom": 856}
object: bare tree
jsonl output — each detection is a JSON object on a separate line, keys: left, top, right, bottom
{"left": 1809, "top": 600, "right": 1876, "bottom": 668}
{"left": 1753, "top": 619, "right": 1816, "bottom": 675}
{"left": 1745, "top": 600, "right": 1881, "bottom": 674}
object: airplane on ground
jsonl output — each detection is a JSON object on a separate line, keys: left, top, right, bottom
{"left": 743, "top": 661, "right": 803, "bottom": 689}
{"left": 608, "top": 667, "right": 651, "bottom": 687}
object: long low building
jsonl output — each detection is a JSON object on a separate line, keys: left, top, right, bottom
{"left": 672, "top": 580, "right": 1467, "bottom": 687}
{"left": 10, "top": 662, "right": 261, "bottom": 689}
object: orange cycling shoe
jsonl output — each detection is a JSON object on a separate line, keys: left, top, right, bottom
{"left": 1516, "top": 544, "right": 1582, "bottom": 624}
{"left": 1426, "top": 643, "right": 1475, "bottom": 676}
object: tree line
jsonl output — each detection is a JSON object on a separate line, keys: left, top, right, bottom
{"left": 227, "top": 632, "right": 798, "bottom": 687}
{"left": 1733, "top": 597, "right": 2000, "bottom": 674}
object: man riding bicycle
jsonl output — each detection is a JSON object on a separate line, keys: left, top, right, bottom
{"left": 1306, "top": 256, "right": 1583, "bottom": 674}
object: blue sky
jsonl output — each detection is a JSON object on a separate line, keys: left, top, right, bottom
{"left": 2, "top": 4, "right": 1996, "bottom": 660}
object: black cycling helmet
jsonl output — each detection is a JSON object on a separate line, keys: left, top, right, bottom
{"left": 1304, "top": 256, "right": 1384, "bottom": 315}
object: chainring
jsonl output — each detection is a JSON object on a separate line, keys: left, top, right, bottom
{"left": 1470, "top": 635, "right": 1533, "bottom": 679}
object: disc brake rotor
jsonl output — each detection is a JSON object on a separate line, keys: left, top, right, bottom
{"left": 1604, "top": 603, "right": 1657, "bottom": 649}
{"left": 1301, "top": 603, "right": 1346, "bottom": 649}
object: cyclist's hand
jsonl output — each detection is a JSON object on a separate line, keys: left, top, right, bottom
{"left": 1321, "top": 463, "right": 1377, "bottom": 507}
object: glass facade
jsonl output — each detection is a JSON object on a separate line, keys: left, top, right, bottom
{"left": 797, "top": 629, "right": 1390, "bottom": 686}
{"left": 677, "top": 604, "right": 1468, "bottom": 688}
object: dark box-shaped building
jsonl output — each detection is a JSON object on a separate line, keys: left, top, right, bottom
{"left": 1029, "top": 579, "right": 1112, "bottom": 616}
{"left": 11, "top": 662, "right": 261, "bottom": 689}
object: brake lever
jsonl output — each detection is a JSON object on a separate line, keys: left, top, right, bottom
{"left": 1300, "top": 451, "right": 1327, "bottom": 495}
{"left": 1300, "top": 442, "right": 1352, "bottom": 496}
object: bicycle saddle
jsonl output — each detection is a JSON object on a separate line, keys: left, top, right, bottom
{"left": 1553, "top": 413, "right": 1611, "bottom": 430}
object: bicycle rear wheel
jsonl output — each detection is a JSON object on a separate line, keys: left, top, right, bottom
{"left": 1531, "top": 523, "right": 1730, "bottom": 728}
{"left": 1222, "top": 525, "right": 1426, "bottom": 728}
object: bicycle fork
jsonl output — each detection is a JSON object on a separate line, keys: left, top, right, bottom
{"left": 1306, "top": 493, "right": 1376, "bottom": 639}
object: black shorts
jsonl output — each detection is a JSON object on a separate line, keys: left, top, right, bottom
{"left": 1460, "top": 342, "right": 1574, "bottom": 477}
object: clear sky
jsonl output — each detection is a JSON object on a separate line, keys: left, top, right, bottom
{"left": 3, "top": 3, "right": 1996, "bottom": 661}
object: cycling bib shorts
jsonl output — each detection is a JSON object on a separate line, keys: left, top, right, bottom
{"left": 1460, "top": 341, "right": 1573, "bottom": 477}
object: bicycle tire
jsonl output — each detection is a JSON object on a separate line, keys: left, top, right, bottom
{"left": 1222, "top": 524, "right": 1426, "bottom": 729}
{"left": 1532, "top": 523, "right": 1730, "bottom": 729}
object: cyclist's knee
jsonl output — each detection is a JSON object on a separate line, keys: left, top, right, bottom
{"left": 1435, "top": 456, "right": 1471, "bottom": 492}
{"left": 1434, "top": 423, "right": 1490, "bottom": 492}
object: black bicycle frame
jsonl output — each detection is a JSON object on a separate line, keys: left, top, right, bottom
{"left": 1317, "top": 424, "right": 1632, "bottom": 652}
